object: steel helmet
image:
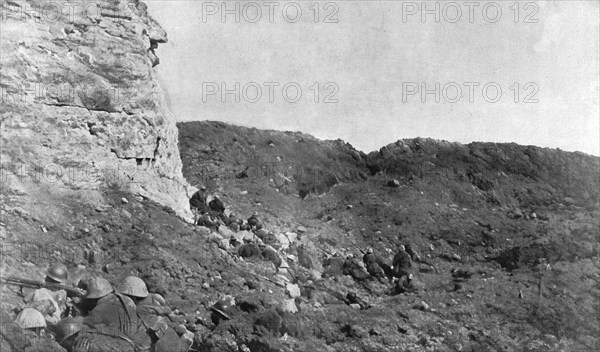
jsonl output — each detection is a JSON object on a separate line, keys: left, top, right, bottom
{"left": 399, "top": 245, "right": 406, "bottom": 251}
{"left": 55, "top": 317, "right": 84, "bottom": 343}
{"left": 210, "top": 299, "right": 232, "bottom": 319}
{"left": 86, "top": 277, "right": 113, "bottom": 299}
{"left": 367, "top": 248, "right": 374, "bottom": 254}
{"left": 46, "top": 263, "right": 68, "bottom": 284}
{"left": 15, "top": 308, "right": 46, "bottom": 329}
{"left": 287, "top": 254, "right": 297, "bottom": 262}
{"left": 279, "top": 261, "right": 290, "bottom": 269}
{"left": 116, "top": 276, "right": 149, "bottom": 298}
{"left": 200, "top": 185, "right": 206, "bottom": 190}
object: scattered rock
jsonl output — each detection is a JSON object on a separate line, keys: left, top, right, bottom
{"left": 341, "top": 324, "right": 367, "bottom": 338}
{"left": 285, "top": 232, "right": 298, "bottom": 243}
{"left": 413, "top": 301, "right": 429, "bottom": 311}
{"left": 285, "top": 283, "right": 301, "bottom": 298}
{"left": 387, "top": 179, "right": 400, "bottom": 187}
{"left": 278, "top": 299, "right": 298, "bottom": 313}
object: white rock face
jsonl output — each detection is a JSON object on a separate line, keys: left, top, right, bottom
{"left": 1, "top": 0, "right": 194, "bottom": 220}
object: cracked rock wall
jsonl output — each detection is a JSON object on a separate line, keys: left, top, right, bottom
{"left": 1, "top": 0, "right": 194, "bottom": 221}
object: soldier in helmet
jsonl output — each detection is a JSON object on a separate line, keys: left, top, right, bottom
{"left": 56, "top": 316, "right": 137, "bottom": 352}
{"left": 25, "top": 263, "right": 70, "bottom": 323}
{"left": 227, "top": 213, "right": 241, "bottom": 232}
{"left": 345, "top": 292, "right": 371, "bottom": 310}
{"left": 190, "top": 186, "right": 209, "bottom": 223}
{"left": 362, "top": 248, "right": 388, "bottom": 283}
{"left": 15, "top": 307, "right": 46, "bottom": 331}
{"left": 14, "top": 308, "right": 64, "bottom": 352}
{"left": 117, "top": 276, "right": 170, "bottom": 315}
{"left": 391, "top": 273, "right": 416, "bottom": 295}
{"left": 117, "top": 276, "right": 192, "bottom": 352}
{"left": 208, "top": 194, "right": 225, "bottom": 214}
{"left": 260, "top": 244, "right": 282, "bottom": 271}
{"left": 238, "top": 238, "right": 261, "bottom": 259}
{"left": 82, "top": 277, "right": 138, "bottom": 336}
{"left": 247, "top": 212, "right": 263, "bottom": 231}
{"left": 343, "top": 253, "right": 370, "bottom": 281}
{"left": 210, "top": 297, "right": 235, "bottom": 327}
{"left": 117, "top": 276, "right": 194, "bottom": 352}
{"left": 45, "top": 263, "right": 69, "bottom": 285}
{"left": 392, "top": 245, "right": 412, "bottom": 282}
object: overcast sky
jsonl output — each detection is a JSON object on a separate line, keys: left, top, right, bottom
{"left": 146, "top": 0, "right": 599, "bottom": 156}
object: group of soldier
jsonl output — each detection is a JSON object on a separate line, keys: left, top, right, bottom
{"left": 323, "top": 244, "right": 419, "bottom": 297}
{"left": 190, "top": 186, "right": 424, "bottom": 303}
{"left": 10, "top": 264, "right": 191, "bottom": 352}
{"left": 190, "top": 186, "right": 263, "bottom": 233}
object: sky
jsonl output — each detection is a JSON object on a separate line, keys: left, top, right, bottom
{"left": 145, "top": 0, "right": 599, "bottom": 155}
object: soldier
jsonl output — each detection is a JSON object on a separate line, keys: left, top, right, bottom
{"left": 190, "top": 186, "right": 209, "bottom": 222}
{"left": 14, "top": 308, "right": 63, "bottom": 352}
{"left": 536, "top": 258, "right": 552, "bottom": 297}
{"left": 343, "top": 254, "right": 370, "bottom": 281}
{"left": 392, "top": 245, "right": 412, "bottom": 281}
{"left": 210, "top": 297, "right": 235, "bottom": 327}
{"left": 238, "top": 239, "right": 262, "bottom": 259}
{"left": 345, "top": 292, "right": 371, "bottom": 310}
{"left": 247, "top": 212, "right": 263, "bottom": 231}
{"left": 45, "top": 263, "right": 69, "bottom": 285}
{"left": 56, "top": 317, "right": 137, "bottom": 352}
{"left": 208, "top": 195, "right": 225, "bottom": 214}
{"left": 286, "top": 255, "right": 300, "bottom": 284}
{"left": 117, "top": 276, "right": 192, "bottom": 352}
{"left": 15, "top": 307, "right": 46, "bottom": 331}
{"left": 227, "top": 213, "right": 240, "bottom": 232}
{"left": 362, "top": 248, "right": 387, "bottom": 283}
{"left": 196, "top": 211, "right": 219, "bottom": 231}
{"left": 391, "top": 273, "right": 416, "bottom": 295}
{"left": 25, "top": 263, "right": 70, "bottom": 323}
{"left": 82, "top": 277, "right": 138, "bottom": 336}
{"left": 261, "top": 244, "right": 282, "bottom": 270}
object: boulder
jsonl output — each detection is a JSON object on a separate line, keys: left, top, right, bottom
{"left": 278, "top": 299, "right": 298, "bottom": 314}
{"left": 285, "top": 232, "right": 298, "bottom": 243}
{"left": 285, "top": 283, "right": 301, "bottom": 298}
{"left": 387, "top": 179, "right": 401, "bottom": 187}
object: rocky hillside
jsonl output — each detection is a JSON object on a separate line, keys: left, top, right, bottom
{"left": 1, "top": 0, "right": 193, "bottom": 222}
{"left": 366, "top": 138, "right": 598, "bottom": 209}
{"left": 175, "top": 121, "right": 599, "bottom": 351}
{"left": 179, "top": 121, "right": 368, "bottom": 199}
